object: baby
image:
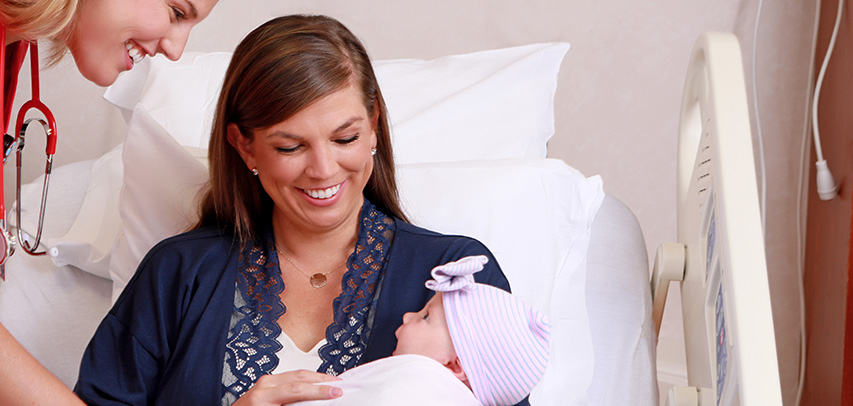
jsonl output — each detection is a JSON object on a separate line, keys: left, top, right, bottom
{"left": 293, "top": 255, "right": 551, "bottom": 406}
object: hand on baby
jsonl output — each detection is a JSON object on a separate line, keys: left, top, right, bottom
{"left": 233, "top": 370, "right": 342, "bottom": 405}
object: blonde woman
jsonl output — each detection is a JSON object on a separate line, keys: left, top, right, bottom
{"left": 1, "top": 0, "right": 217, "bottom": 404}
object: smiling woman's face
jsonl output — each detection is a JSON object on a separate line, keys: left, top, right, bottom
{"left": 231, "top": 83, "right": 378, "bottom": 236}
{"left": 66, "top": 0, "right": 217, "bottom": 86}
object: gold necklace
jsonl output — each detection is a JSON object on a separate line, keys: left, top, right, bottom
{"left": 278, "top": 248, "right": 347, "bottom": 289}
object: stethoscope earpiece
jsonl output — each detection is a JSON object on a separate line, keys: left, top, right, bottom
{"left": 3, "top": 133, "right": 15, "bottom": 163}
{"left": 0, "top": 227, "right": 16, "bottom": 281}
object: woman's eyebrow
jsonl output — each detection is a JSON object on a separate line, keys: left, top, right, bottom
{"left": 333, "top": 117, "right": 363, "bottom": 133}
{"left": 265, "top": 117, "right": 364, "bottom": 139}
{"left": 266, "top": 131, "right": 301, "bottom": 140}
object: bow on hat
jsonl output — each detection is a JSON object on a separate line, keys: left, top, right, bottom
{"left": 425, "top": 255, "right": 489, "bottom": 292}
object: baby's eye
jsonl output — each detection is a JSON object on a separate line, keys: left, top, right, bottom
{"left": 422, "top": 313, "right": 430, "bottom": 321}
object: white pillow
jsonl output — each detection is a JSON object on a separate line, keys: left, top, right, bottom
{"left": 396, "top": 159, "right": 603, "bottom": 405}
{"left": 104, "top": 43, "right": 569, "bottom": 161}
{"left": 12, "top": 158, "right": 97, "bottom": 269}
{"left": 57, "top": 42, "right": 570, "bottom": 292}
{"left": 377, "top": 43, "right": 569, "bottom": 163}
{"left": 108, "top": 107, "right": 208, "bottom": 300}
{"left": 106, "top": 106, "right": 604, "bottom": 405}
{"left": 13, "top": 149, "right": 122, "bottom": 280}
{"left": 104, "top": 52, "right": 231, "bottom": 149}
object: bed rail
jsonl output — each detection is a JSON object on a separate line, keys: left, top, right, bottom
{"left": 650, "top": 32, "right": 783, "bottom": 406}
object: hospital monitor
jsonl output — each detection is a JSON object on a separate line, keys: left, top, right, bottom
{"left": 657, "top": 32, "right": 783, "bottom": 406}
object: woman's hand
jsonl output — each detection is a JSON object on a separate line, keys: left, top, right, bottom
{"left": 233, "top": 370, "right": 343, "bottom": 405}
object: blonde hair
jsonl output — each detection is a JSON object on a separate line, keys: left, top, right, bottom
{"left": 1, "top": 0, "right": 79, "bottom": 65}
{"left": 196, "top": 15, "right": 408, "bottom": 243}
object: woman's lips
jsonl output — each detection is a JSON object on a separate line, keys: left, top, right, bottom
{"left": 125, "top": 41, "right": 145, "bottom": 65}
{"left": 302, "top": 183, "right": 341, "bottom": 200}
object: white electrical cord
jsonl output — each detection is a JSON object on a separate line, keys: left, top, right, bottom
{"left": 752, "top": 0, "right": 767, "bottom": 236}
{"left": 795, "top": 0, "right": 843, "bottom": 403}
{"left": 794, "top": 0, "right": 821, "bottom": 400}
{"left": 812, "top": 0, "right": 842, "bottom": 201}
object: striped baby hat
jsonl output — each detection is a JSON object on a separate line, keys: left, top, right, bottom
{"left": 425, "top": 255, "right": 551, "bottom": 406}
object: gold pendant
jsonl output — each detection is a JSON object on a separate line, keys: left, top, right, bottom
{"left": 310, "top": 273, "right": 327, "bottom": 288}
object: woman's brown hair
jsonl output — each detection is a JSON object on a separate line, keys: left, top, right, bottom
{"left": 196, "top": 14, "right": 407, "bottom": 243}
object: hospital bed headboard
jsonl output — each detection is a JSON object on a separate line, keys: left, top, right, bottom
{"left": 651, "top": 32, "right": 783, "bottom": 405}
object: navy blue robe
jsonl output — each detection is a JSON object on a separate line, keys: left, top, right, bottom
{"left": 75, "top": 220, "right": 528, "bottom": 405}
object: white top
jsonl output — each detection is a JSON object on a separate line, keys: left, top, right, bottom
{"left": 291, "top": 354, "right": 480, "bottom": 406}
{"left": 272, "top": 331, "right": 326, "bottom": 374}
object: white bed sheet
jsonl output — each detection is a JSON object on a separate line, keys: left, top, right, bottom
{"left": 0, "top": 247, "right": 112, "bottom": 387}
{"left": 585, "top": 195, "right": 658, "bottom": 405}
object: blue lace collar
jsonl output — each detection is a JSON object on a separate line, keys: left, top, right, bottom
{"left": 221, "top": 200, "right": 396, "bottom": 403}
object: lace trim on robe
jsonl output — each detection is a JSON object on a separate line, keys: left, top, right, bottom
{"left": 317, "top": 202, "right": 395, "bottom": 375}
{"left": 220, "top": 200, "right": 395, "bottom": 404}
{"left": 221, "top": 237, "right": 285, "bottom": 405}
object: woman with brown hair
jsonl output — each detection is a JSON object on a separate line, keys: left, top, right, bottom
{"left": 75, "top": 14, "right": 516, "bottom": 406}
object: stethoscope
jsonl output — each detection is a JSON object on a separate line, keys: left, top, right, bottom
{"left": 0, "top": 27, "right": 59, "bottom": 280}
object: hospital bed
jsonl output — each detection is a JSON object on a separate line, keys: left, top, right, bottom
{"left": 0, "top": 32, "right": 778, "bottom": 406}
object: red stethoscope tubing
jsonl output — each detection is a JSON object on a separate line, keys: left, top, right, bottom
{"left": 0, "top": 26, "right": 60, "bottom": 277}
{"left": 1, "top": 25, "right": 8, "bottom": 219}
{"left": 14, "top": 47, "right": 58, "bottom": 156}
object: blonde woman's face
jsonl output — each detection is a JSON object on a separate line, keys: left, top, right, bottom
{"left": 67, "top": 0, "right": 217, "bottom": 86}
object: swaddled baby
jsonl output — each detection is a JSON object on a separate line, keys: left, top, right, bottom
{"left": 294, "top": 255, "right": 551, "bottom": 406}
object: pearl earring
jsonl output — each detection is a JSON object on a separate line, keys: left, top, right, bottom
{"left": 371, "top": 148, "right": 377, "bottom": 156}
{"left": 251, "top": 168, "right": 258, "bottom": 176}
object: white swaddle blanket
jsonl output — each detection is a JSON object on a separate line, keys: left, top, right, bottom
{"left": 293, "top": 354, "right": 480, "bottom": 406}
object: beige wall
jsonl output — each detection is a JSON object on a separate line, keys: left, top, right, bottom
{"left": 6, "top": 1, "right": 815, "bottom": 404}
{"left": 733, "top": 1, "right": 816, "bottom": 405}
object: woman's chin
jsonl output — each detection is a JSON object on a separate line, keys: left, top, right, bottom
{"left": 75, "top": 60, "right": 119, "bottom": 87}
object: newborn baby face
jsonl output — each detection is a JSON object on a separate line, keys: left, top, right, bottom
{"left": 393, "top": 293, "right": 458, "bottom": 365}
